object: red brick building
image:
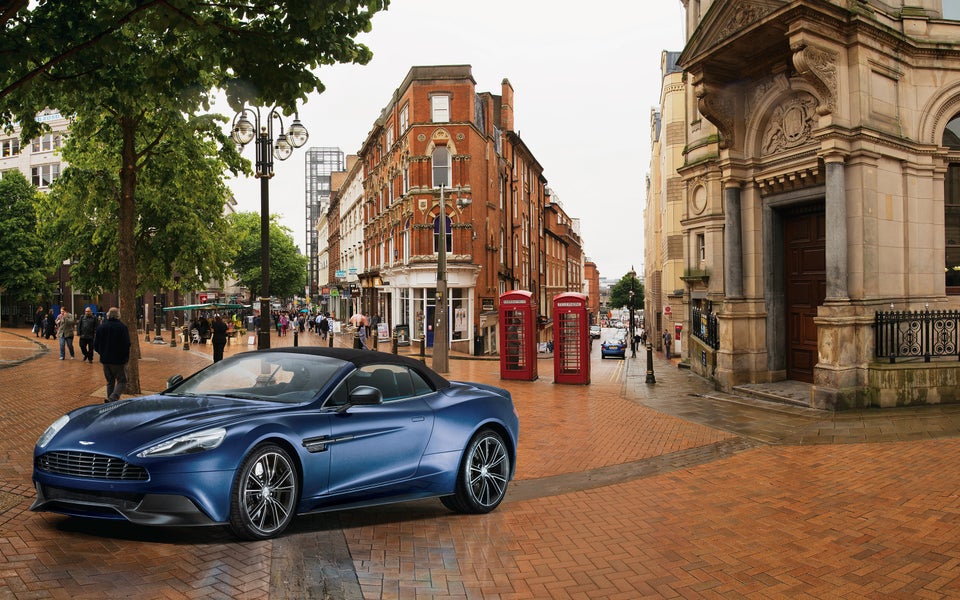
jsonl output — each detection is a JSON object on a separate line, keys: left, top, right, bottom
{"left": 356, "top": 65, "right": 584, "bottom": 354}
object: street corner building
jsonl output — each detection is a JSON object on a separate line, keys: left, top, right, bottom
{"left": 645, "top": 0, "right": 960, "bottom": 409}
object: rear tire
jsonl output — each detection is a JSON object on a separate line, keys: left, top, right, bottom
{"left": 229, "top": 444, "right": 298, "bottom": 540}
{"left": 441, "top": 429, "right": 510, "bottom": 514}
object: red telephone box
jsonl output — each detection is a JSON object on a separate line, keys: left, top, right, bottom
{"left": 499, "top": 291, "right": 538, "bottom": 381}
{"left": 553, "top": 292, "right": 590, "bottom": 385}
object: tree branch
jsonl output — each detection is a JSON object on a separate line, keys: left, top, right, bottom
{"left": 1, "top": 0, "right": 166, "bottom": 100}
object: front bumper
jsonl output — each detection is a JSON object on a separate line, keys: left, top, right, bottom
{"left": 31, "top": 481, "right": 220, "bottom": 526}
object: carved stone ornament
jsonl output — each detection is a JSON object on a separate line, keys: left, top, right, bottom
{"left": 697, "top": 83, "right": 736, "bottom": 149}
{"left": 761, "top": 93, "right": 818, "bottom": 156}
{"left": 717, "top": 3, "right": 774, "bottom": 43}
{"left": 791, "top": 44, "right": 837, "bottom": 115}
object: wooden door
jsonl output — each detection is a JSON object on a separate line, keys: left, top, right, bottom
{"left": 783, "top": 208, "right": 826, "bottom": 383}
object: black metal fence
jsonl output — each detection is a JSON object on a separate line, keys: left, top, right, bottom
{"left": 874, "top": 309, "right": 960, "bottom": 363}
{"left": 691, "top": 305, "right": 720, "bottom": 350}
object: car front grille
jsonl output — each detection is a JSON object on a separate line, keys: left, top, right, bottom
{"left": 36, "top": 451, "right": 149, "bottom": 481}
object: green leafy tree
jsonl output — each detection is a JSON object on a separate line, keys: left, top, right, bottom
{"left": 37, "top": 111, "right": 242, "bottom": 297}
{"left": 609, "top": 270, "right": 644, "bottom": 313}
{"left": 2, "top": 0, "right": 386, "bottom": 392}
{"left": 229, "top": 212, "right": 308, "bottom": 301}
{"left": 0, "top": 171, "right": 54, "bottom": 302}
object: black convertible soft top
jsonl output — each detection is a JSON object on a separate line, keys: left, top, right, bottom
{"left": 245, "top": 347, "right": 451, "bottom": 390}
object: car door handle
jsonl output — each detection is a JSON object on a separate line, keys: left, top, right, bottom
{"left": 412, "top": 416, "right": 425, "bottom": 422}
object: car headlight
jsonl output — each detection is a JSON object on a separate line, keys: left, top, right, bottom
{"left": 136, "top": 427, "right": 227, "bottom": 458}
{"left": 37, "top": 415, "right": 70, "bottom": 449}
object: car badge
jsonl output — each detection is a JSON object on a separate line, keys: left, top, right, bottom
{"left": 79, "top": 441, "right": 95, "bottom": 446}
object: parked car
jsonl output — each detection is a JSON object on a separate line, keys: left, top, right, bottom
{"left": 601, "top": 332, "right": 627, "bottom": 359}
{"left": 589, "top": 325, "right": 601, "bottom": 339}
{"left": 32, "top": 348, "right": 519, "bottom": 540}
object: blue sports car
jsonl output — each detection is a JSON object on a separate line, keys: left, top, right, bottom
{"left": 32, "top": 348, "right": 519, "bottom": 540}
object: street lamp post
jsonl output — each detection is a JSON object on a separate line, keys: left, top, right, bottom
{"left": 231, "top": 107, "right": 308, "bottom": 350}
{"left": 153, "top": 292, "right": 164, "bottom": 344}
{"left": 628, "top": 266, "right": 637, "bottom": 358}
{"left": 433, "top": 184, "right": 450, "bottom": 373}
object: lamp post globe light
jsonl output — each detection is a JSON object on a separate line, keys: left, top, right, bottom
{"left": 231, "top": 107, "right": 309, "bottom": 350}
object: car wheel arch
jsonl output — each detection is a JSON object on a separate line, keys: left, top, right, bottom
{"left": 238, "top": 436, "right": 305, "bottom": 498}
{"left": 467, "top": 421, "right": 516, "bottom": 480}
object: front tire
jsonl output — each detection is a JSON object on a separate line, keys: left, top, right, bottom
{"left": 229, "top": 444, "right": 298, "bottom": 540}
{"left": 441, "top": 429, "right": 510, "bottom": 514}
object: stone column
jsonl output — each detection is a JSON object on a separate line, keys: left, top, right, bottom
{"left": 724, "top": 182, "right": 744, "bottom": 299}
{"left": 825, "top": 157, "right": 849, "bottom": 301}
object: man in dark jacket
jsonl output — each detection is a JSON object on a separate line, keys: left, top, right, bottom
{"left": 211, "top": 314, "right": 228, "bottom": 362}
{"left": 93, "top": 307, "right": 131, "bottom": 403}
{"left": 77, "top": 306, "right": 99, "bottom": 363}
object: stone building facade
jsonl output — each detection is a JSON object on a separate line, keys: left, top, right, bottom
{"left": 655, "top": 0, "right": 960, "bottom": 408}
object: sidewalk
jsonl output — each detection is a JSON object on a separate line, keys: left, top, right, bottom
{"left": 5, "top": 326, "right": 960, "bottom": 598}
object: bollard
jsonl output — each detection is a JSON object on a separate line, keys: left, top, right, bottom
{"left": 419, "top": 337, "right": 426, "bottom": 363}
{"left": 182, "top": 326, "right": 190, "bottom": 351}
{"left": 293, "top": 329, "right": 298, "bottom": 347}
{"left": 354, "top": 332, "right": 363, "bottom": 349}
{"left": 645, "top": 343, "right": 656, "bottom": 384}
{"left": 329, "top": 332, "right": 334, "bottom": 348}
{"left": 373, "top": 331, "right": 378, "bottom": 351}
{"left": 392, "top": 334, "right": 398, "bottom": 355}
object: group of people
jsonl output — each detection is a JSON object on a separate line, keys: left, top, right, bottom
{"left": 34, "top": 305, "right": 131, "bottom": 403}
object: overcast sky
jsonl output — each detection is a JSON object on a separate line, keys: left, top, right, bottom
{"left": 221, "top": 1, "right": 683, "bottom": 281}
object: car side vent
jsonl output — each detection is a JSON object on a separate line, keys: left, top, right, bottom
{"left": 36, "top": 451, "right": 149, "bottom": 481}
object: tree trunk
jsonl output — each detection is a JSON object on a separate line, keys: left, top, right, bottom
{"left": 119, "top": 115, "right": 141, "bottom": 394}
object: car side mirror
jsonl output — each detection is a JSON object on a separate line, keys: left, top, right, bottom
{"left": 335, "top": 385, "right": 383, "bottom": 413}
{"left": 165, "top": 374, "right": 184, "bottom": 390}
{"left": 349, "top": 385, "right": 383, "bottom": 405}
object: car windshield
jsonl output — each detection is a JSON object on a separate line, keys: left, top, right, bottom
{"left": 166, "top": 353, "right": 344, "bottom": 403}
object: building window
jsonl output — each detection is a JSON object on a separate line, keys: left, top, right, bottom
{"left": 696, "top": 233, "right": 706, "bottom": 263}
{"left": 431, "top": 95, "right": 450, "bottom": 123}
{"left": 400, "top": 104, "right": 409, "bottom": 132}
{"left": 32, "top": 163, "right": 60, "bottom": 187}
{"left": 432, "top": 146, "right": 450, "bottom": 187}
{"left": 434, "top": 215, "right": 451, "bottom": 254}
{"left": 1, "top": 138, "right": 19, "bottom": 157}
{"left": 385, "top": 123, "right": 394, "bottom": 149}
{"left": 943, "top": 115, "right": 960, "bottom": 294}
{"left": 31, "top": 133, "right": 60, "bottom": 153}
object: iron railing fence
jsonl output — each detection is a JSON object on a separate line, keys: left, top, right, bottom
{"left": 874, "top": 309, "right": 960, "bottom": 363}
{"left": 691, "top": 305, "right": 720, "bottom": 350}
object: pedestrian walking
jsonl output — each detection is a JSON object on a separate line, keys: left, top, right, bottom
{"left": 43, "top": 308, "right": 56, "bottom": 339}
{"left": 663, "top": 330, "right": 671, "bottom": 359}
{"left": 211, "top": 314, "right": 228, "bottom": 362}
{"left": 93, "top": 307, "right": 131, "bottom": 403}
{"left": 56, "top": 308, "right": 77, "bottom": 360}
{"left": 33, "top": 307, "right": 44, "bottom": 337}
{"left": 77, "top": 306, "right": 99, "bottom": 362}
{"left": 317, "top": 313, "right": 329, "bottom": 340}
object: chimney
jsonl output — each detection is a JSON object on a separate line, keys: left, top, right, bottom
{"left": 501, "top": 78, "right": 515, "bottom": 132}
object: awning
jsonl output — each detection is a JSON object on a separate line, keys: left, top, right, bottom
{"left": 162, "top": 303, "right": 249, "bottom": 312}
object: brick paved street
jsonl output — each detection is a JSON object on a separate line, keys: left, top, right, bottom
{"left": 2, "top": 325, "right": 960, "bottom": 598}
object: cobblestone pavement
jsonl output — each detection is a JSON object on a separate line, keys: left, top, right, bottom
{"left": 2, "top": 326, "right": 960, "bottom": 598}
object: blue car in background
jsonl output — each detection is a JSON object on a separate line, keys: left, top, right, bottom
{"left": 601, "top": 332, "right": 627, "bottom": 359}
{"left": 32, "top": 348, "right": 519, "bottom": 540}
